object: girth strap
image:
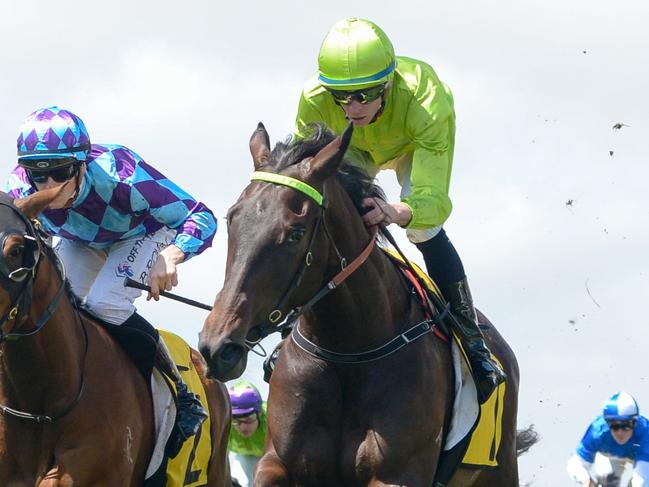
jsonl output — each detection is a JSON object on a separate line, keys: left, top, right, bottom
{"left": 291, "top": 304, "right": 449, "bottom": 365}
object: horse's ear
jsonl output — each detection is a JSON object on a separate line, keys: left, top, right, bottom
{"left": 250, "top": 122, "right": 271, "bottom": 170}
{"left": 308, "top": 123, "right": 353, "bottom": 179}
{"left": 13, "top": 184, "right": 69, "bottom": 219}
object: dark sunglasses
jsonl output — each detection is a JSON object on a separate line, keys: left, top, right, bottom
{"left": 26, "top": 163, "right": 79, "bottom": 184}
{"left": 232, "top": 415, "right": 257, "bottom": 425}
{"left": 328, "top": 83, "right": 388, "bottom": 105}
{"left": 607, "top": 420, "right": 635, "bottom": 431}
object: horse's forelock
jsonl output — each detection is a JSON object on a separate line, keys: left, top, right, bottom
{"left": 14, "top": 185, "right": 64, "bottom": 220}
{"left": 270, "top": 123, "right": 385, "bottom": 212}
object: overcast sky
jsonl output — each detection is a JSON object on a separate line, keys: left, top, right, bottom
{"left": 1, "top": 0, "right": 648, "bottom": 484}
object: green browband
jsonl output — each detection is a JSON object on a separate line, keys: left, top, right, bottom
{"left": 250, "top": 171, "right": 324, "bottom": 206}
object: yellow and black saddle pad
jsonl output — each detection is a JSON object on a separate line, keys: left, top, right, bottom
{"left": 380, "top": 248, "right": 506, "bottom": 474}
{"left": 157, "top": 330, "right": 213, "bottom": 487}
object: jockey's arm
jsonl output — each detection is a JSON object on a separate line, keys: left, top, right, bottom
{"left": 632, "top": 460, "right": 649, "bottom": 486}
{"left": 567, "top": 453, "right": 595, "bottom": 486}
{"left": 401, "top": 147, "right": 452, "bottom": 229}
{"left": 401, "top": 83, "right": 455, "bottom": 230}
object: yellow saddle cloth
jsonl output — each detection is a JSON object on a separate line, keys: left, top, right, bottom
{"left": 380, "top": 248, "right": 505, "bottom": 468}
{"left": 159, "top": 330, "right": 213, "bottom": 486}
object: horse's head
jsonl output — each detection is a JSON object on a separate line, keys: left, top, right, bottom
{"left": 199, "top": 122, "right": 361, "bottom": 380}
{"left": 0, "top": 189, "right": 55, "bottom": 335}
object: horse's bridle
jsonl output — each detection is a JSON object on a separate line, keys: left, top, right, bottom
{"left": 0, "top": 200, "right": 88, "bottom": 423}
{"left": 245, "top": 172, "right": 450, "bottom": 364}
{"left": 244, "top": 171, "right": 378, "bottom": 348}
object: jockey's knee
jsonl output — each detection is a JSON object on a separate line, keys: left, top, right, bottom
{"left": 85, "top": 293, "right": 135, "bottom": 325}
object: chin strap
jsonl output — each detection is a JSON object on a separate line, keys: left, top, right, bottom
{"left": 62, "top": 164, "right": 83, "bottom": 209}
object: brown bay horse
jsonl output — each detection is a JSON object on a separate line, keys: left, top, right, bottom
{"left": 0, "top": 191, "right": 231, "bottom": 486}
{"left": 199, "top": 123, "right": 525, "bottom": 486}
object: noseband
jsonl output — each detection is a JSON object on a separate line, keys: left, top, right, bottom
{"left": 245, "top": 172, "right": 378, "bottom": 348}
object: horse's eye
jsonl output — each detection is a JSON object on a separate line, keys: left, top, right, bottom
{"left": 288, "top": 229, "right": 306, "bottom": 243}
{"left": 7, "top": 245, "right": 24, "bottom": 260}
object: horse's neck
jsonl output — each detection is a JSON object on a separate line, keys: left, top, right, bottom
{"left": 1, "top": 258, "right": 85, "bottom": 413}
{"left": 303, "top": 189, "right": 416, "bottom": 350}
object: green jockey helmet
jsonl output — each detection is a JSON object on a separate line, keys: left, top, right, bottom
{"left": 318, "top": 18, "right": 396, "bottom": 91}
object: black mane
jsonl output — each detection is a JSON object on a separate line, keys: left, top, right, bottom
{"left": 269, "top": 123, "right": 385, "bottom": 212}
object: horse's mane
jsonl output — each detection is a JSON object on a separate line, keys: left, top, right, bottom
{"left": 269, "top": 123, "right": 386, "bottom": 213}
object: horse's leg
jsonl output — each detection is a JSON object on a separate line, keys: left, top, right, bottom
{"left": 36, "top": 461, "right": 141, "bottom": 487}
{"left": 255, "top": 449, "right": 291, "bottom": 487}
{"left": 447, "top": 467, "right": 481, "bottom": 487}
{"left": 363, "top": 445, "right": 446, "bottom": 487}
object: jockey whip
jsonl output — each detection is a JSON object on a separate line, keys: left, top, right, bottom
{"left": 123, "top": 277, "right": 213, "bottom": 311}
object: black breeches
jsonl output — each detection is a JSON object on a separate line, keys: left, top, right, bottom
{"left": 415, "top": 228, "right": 466, "bottom": 288}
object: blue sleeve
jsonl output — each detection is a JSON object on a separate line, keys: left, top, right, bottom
{"left": 576, "top": 423, "right": 600, "bottom": 463}
{"left": 636, "top": 427, "right": 649, "bottom": 462}
{"left": 128, "top": 160, "right": 217, "bottom": 260}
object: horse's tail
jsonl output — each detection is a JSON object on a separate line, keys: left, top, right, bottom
{"left": 516, "top": 425, "right": 539, "bottom": 457}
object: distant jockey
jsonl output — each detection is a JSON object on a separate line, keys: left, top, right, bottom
{"left": 227, "top": 381, "right": 267, "bottom": 487}
{"left": 567, "top": 392, "right": 649, "bottom": 486}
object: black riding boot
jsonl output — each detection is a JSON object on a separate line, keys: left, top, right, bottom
{"left": 415, "top": 231, "right": 506, "bottom": 403}
{"left": 440, "top": 278, "right": 506, "bottom": 404}
{"left": 156, "top": 337, "right": 209, "bottom": 458}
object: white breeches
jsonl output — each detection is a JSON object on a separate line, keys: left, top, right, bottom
{"left": 568, "top": 453, "right": 649, "bottom": 486}
{"left": 54, "top": 228, "right": 175, "bottom": 324}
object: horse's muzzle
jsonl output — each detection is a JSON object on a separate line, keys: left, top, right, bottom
{"left": 199, "top": 338, "right": 247, "bottom": 381}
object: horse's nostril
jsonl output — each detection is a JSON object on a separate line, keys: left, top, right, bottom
{"left": 246, "top": 327, "right": 262, "bottom": 343}
{"left": 221, "top": 343, "right": 243, "bottom": 362}
{"left": 199, "top": 344, "right": 211, "bottom": 362}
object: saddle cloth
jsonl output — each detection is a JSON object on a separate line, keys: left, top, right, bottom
{"left": 380, "top": 248, "right": 505, "bottom": 468}
{"left": 145, "top": 330, "right": 213, "bottom": 487}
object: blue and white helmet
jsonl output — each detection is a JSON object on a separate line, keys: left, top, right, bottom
{"left": 603, "top": 392, "right": 639, "bottom": 421}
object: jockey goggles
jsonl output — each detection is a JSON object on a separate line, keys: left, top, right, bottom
{"left": 232, "top": 414, "right": 258, "bottom": 425}
{"left": 327, "top": 82, "right": 388, "bottom": 105}
{"left": 606, "top": 419, "right": 636, "bottom": 431}
{"left": 25, "top": 160, "right": 80, "bottom": 184}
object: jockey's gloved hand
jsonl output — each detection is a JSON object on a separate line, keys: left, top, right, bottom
{"left": 148, "top": 244, "right": 184, "bottom": 301}
{"left": 361, "top": 197, "right": 412, "bottom": 227}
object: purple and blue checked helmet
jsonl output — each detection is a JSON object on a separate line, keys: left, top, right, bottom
{"left": 17, "top": 106, "right": 91, "bottom": 170}
{"left": 603, "top": 391, "right": 639, "bottom": 421}
{"left": 228, "top": 380, "right": 263, "bottom": 416}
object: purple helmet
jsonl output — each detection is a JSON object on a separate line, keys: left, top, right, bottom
{"left": 228, "top": 381, "right": 263, "bottom": 416}
{"left": 17, "top": 106, "right": 91, "bottom": 169}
